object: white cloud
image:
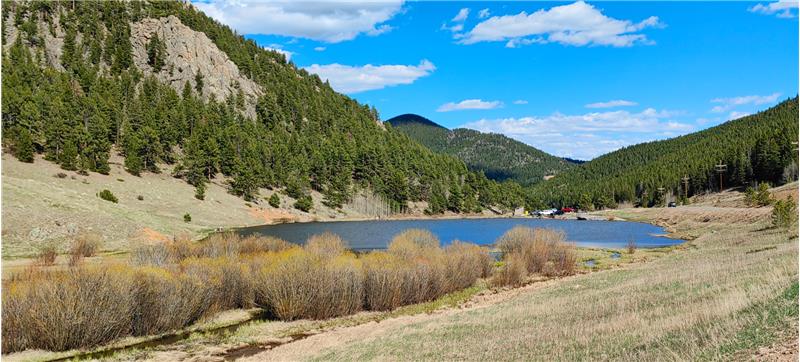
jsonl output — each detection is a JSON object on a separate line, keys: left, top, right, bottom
{"left": 478, "top": 8, "right": 491, "bottom": 19}
{"left": 452, "top": 8, "right": 470, "bottom": 22}
{"left": 460, "top": 1, "right": 662, "bottom": 47}
{"left": 443, "top": 8, "right": 470, "bottom": 33}
{"left": 304, "top": 60, "right": 435, "bottom": 93}
{"left": 729, "top": 111, "right": 752, "bottom": 120}
{"left": 749, "top": 0, "right": 798, "bottom": 18}
{"left": 710, "top": 92, "right": 781, "bottom": 113}
{"left": 193, "top": 0, "right": 403, "bottom": 43}
{"left": 585, "top": 99, "right": 638, "bottom": 108}
{"left": 513, "top": 100, "right": 528, "bottom": 105}
{"left": 263, "top": 46, "right": 293, "bottom": 61}
{"left": 314, "top": 46, "right": 326, "bottom": 52}
{"left": 437, "top": 99, "right": 503, "bottom": 112}
{"left": 461, "top": 108, "right": 693, "bottom": 159}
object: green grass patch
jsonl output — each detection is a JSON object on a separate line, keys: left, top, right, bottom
{"left": 713, "top": 281, "right": 799, "bottom": 359}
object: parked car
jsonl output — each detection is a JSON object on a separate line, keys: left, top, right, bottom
{"left": 668, "top": 202, "right": 677, "bottom": 207}
{"left": 561, "top": 207, "right": 575, "bottom": 213}
{"left": 536, "top": 208, "right": 558, "bottom": 216}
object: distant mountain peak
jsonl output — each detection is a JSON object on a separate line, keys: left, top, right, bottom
{"left": 386, "top": 114, "right": 447, "bottom": 129}
{"left": 388, "top": 114, "right": 576, "bottom": 186}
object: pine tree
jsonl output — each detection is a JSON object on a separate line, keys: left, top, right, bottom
{"left": 60, "top": 140, "right": 79, "bottom": 171}
{"left": 194, "top": 71, "right": 204, "bottom": 95}
{"left": 12, "top": 127, "right": 35, "bottom": 163}
{"left": 268, "top": 193, "right": 280, "bottom": 208}
{"left": 146, "top": 33, "right": 166, "bottom": 72}
{"left": 61, "top": 25, "right": 77, "bottom": 71}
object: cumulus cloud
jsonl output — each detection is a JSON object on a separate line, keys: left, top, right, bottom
{"left": 710, "top": 93, "right": 781, "bottom": 113}
{"left": 314, "top": 46, "right": 326, "bottom": 51}
{"left": 513, "top": 99, "right": 528, "bottom": 105}
{"left": 437, "top": 99, "right": 503, "bottom": 112}
{"left": 304, "top": 60, "right": 435, "bottom": 93}
{"left": 461, "top": 108, "right": 693, "bottom": 159}
{"left": 460, "top": 1, "right": 662, "bottom": 47}
{"left": 478, "top": 8, "right": 491, "bottom": 19}
{"left": 585, "top": 99, "right": 638, "bottom": 108}
{"left": 193, "top": 0, "right": 404, "bottom": 43}
{"left": 749, "top": 0, "right": 798, "bottom": 18}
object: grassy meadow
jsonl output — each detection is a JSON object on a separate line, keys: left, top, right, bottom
{"left": 2, "top": 187, "right": 797, "bottom": 361}
{"left": 252, "top": 204, "right": 797, "bottom": 361}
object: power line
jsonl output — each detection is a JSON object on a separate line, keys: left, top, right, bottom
{"left": 681, "top": 175, "right": 690, "bottom": 200}
{"left": 715, "top": 160, "right": 727, "bottom": 192}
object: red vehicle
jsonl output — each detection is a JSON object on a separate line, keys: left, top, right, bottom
{"left": 561, "top": 207, "right": 575, "bottom": 213}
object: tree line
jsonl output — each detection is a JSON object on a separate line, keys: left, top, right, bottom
{"left": 1, "top": 0, "right": 528, "bottom": 214}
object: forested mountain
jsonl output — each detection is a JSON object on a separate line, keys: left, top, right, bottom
{"left": 1, "top": 1, "right": 527, "bottom": 214}
{"left": 386, "top": 114, "right": 576, "bottom": 186}
{"left": 531, "top": 98, "right": 799, "bottom": 209}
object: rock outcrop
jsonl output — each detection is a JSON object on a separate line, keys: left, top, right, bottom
{"left": 4, "top": 13, "right": 261, "bottom": 117}
{"left": 130, "top": 16, "right": 261, "bottom": 115}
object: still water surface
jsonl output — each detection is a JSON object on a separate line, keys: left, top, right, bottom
{"left": 237, "top": 218, "right": 681, "bottom": 251}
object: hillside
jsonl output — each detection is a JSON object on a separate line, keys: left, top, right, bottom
{"left": 386, "top": 114, "right": 576, "bottom": 186}
{"left": 1, "top": 1, "right": 525, "bottom": 217}
{"left": 532, "top": 97, "right": 799, "bottom": 208}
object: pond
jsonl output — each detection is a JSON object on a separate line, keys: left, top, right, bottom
{"left": 237, "top": 218, "right": 681, "bottom": 251}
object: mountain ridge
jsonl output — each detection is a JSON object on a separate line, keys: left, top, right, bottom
{"left": 386, "top": 113, "right": 577, "bottom": 186}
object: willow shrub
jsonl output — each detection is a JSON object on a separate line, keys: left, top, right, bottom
{"left": 253, "top": 248, "right": 363, "bottom": 320}
{"left": 2, "top": 266, "right": 135, "bottom": 352}
{"left": 496, "top": 226, "right": 577, "bottom": 280}
{"left": 491, "top": 253, "right": 528, "bottom": 288}
{"left": 131, "top": 234, "right": 292, "bottom": 266}
{"left": 4, "top": 230, "right": 493, "bottom": 353}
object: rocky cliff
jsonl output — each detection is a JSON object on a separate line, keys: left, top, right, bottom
{"left": 4, "top": 12, "right": 261, "bottom": 116}
{"left": 130, "top": 16, "right": 261, "bottom": 111}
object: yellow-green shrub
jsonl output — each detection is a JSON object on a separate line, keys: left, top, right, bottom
{"left": 2, "top": 266, "right": 135, "bottom": 352}
{"left": 362, "top": 252, "right": 405, "bottom": 311}
{"left": 305, "top": 232, "right": 348, "bottom": 258}
{"left": 239, "top": 235, "right": 291, "bottom": 254}
{"left": 181, "top": 257, "right": 255, "bottom": 311}
{"left": 130, "top": 266, "right": 213, "bottom": 336}
{"left": 491, "top": 253, "right": 527, "bottom": 287}
{"left": 496, "top": 227, "right": 575, "bottom": 276}
{"left": 444, "top": 241, "right": 493, "bottom": 292}
{"left": 388, "top": 229, "right": 440, "bottom": 259}
{"left": 253, "top": 248, "right": 363, "bottom": 320}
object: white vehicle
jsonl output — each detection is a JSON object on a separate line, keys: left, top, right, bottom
{"left": 536, "top": 208, "right": 558, "bottom": 216}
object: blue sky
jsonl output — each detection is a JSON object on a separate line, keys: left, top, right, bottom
{"left": 194, "top": 1, "right": 798, "bottom": 160}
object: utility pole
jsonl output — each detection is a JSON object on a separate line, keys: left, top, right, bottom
{"left": 681, "top": 175, "right": 690, "bottom": 200}
{"left": 715, "top": 161, "right": 727, "bottom": 192}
